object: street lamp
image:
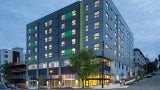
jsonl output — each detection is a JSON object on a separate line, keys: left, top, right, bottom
{"left": 49, "top": 69, "right": 53, "bottom": 88}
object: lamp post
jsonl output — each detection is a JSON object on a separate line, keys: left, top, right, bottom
{"left": 49, "top": 69, "right": 53, "bottom": 89}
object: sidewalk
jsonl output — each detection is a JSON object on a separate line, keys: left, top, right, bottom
{"left": 92, "top": 84, "right": 129, "bottom": 89}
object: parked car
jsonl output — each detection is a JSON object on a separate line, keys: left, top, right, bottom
{"left": 0, "top": 83, "right": 11, "bottom": 90}
{"left": 147, "top": 74, "right": 152, "bottom": 78}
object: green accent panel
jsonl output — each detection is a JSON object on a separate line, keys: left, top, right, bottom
{"left": 30, "top": 56, "right": 35, "bottom": 61}
{"left": 30, "top": 41, "right": 35, "bottom": 47}
{"left": 64, "top": 49, "right": 72, "bottom": 55}
{"left": 30, "top": 27, "right": 35, "bottom": 33}
{"left": 65, "top": 12, "right": 72, "bottom": 19}
{"left": 80, "top": 1, "right": 83, "bottom": 50}
{"left": 64, "top": 30, "right": 72, "bottom": 37}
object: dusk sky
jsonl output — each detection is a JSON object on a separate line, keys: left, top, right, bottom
{"left": 0, "top": 0, "right": 160, "bottom": 61}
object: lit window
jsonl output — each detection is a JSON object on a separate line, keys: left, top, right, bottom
{"left": 49, "top": 61, "right": 59, "bottom": 68}
{"left": 39, "top": 63, "right": 47, "bottom": 69}
{"left": 35, "top": 26, "right": 38, "bottom": 30}
{"left": 94, "top": 0, "right": 99, "bottom": 7}
{"left": 94, "top": 22, "right": 100, "bottom": 29}
{"left": 61, "top": 15, "right": 65, "bottom": 20}
{"left": 85, "top": 36, "right": 88, "bottom": 41}
{"left": 72, "top": 48, "right": 76, "bottom": 54}
{"left": 114, "top": 50, "right": 117, "bottom": 56}
{"left": 34, "top": 34, "right": 37, "bottom": 38}
{"left": 28, "top": 64, "right": 37, "bottom": 70}
{"left": 61, "top": 24, "right": 65, "bottom": 29}
{"left": 45, "top": 30, "right": 48, "bottom": 35}
{"left": 49, "top": 53, "right": 52, "bottom": 58}
{"left": 72, "top": 10, "right": 76, "bottom": 16}
{"left": 85, "top": 25, "right": 88, "bottom": 31}
{"left": 94, "top": 33, "right": 99, "bottom": 40}
{"left": 106, "top": 2, "right": 109, "bottom": 9}
{"left": 85, "top": 46, "right": 88, "bottom": 50}
{"left": 45, "top": 38, "right": 48, "bottom": 42}
{"left": 85, "top": 4, "right": 88, "bottom": 11}
{"left": 49, "top": 20, "right": 52, "bottom": 25}
{"left": 85, "top": 15, "right": 88, "bottom": 21}
{"left": 72, "top": 20, "right": 76, "bottom": 26}
{"left": 49, "top": 45, "right": 52, "bottom": 49}
{"left": 61, "top": 33, "right": 65, "bottom": 38}
{"left": 45, "top": 22, "right": 48, "bottom": 27}
{"left": 49, "top": 28, "right": 52, "bottom": 33}
{"left": 106, "top": 13, "right": 109, "bottom": 20}
{"left": 28, "top": 50, "right": 30, "bottom": 54}
{"left": 61, "top": 41, "right": 65, "bottom": 47}
{"left": 64, "top": 59, "right": 70, "bottom": 66}
{"left": 94, "top": 11, "right": 100, "bottom": 18}
{"left": 114, "top": 42, "right": 117, "bottom": 46}
{"left": 115, "top": 15, "right": 117, "bottom": 20}
{"left": 48, "top": 36, "right": 52, "bottom": 41}
{"left": 28, "top": 43, "right": 31, "bottom": 47}
{"left": 72, "top": 39, "right": 76, "bottom": 45}
{"left": 35, "top": 41, "right": 37, "bottom": 45}
{"left": 28, "top": 36, "right": 31, "bottom": 40}
{"left": 114, "top": 33, "right": 117, "bottom": 38}
{"left": 45, "top": 46, "right": 48, "bottom": 50}
{"left": 105, "top": 34, "right": 109, "bottom": 41}
{"left": 35, "top": 55, "right": 37, "bottom": 60}
{"left": 35, "top": 48, "right": 37, "bottom": 52}
{"left": 61, "top": 50, "right": 65, "bottom": 55}
{"left": 105, "top": 45, "right": 109, "bottom": 51}
{"left": 106, "top": 23, "right": 109, "bottom": 30}
{"left": 72, "top": 29, "right": 76, "bottom": 35}
{"left": 94, "top": 44, "right": 99, "bottom": 50}
{"left": 45, "top": 54, "right": 48, "bottom": 58}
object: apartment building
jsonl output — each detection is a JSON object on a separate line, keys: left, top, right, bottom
{"left": 26, "top": 0, "right": 133, "bottom": 88}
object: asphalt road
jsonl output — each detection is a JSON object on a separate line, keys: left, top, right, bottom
{"left": 113, "top": 71, "right": 160, "bottom": 90}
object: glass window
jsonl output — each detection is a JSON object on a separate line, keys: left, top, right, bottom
{"left": 61, "top": 15, "right": 65, "bottom": 20}
{"left": 115, "top": 24, "right": 117, "bottom": 29}
{"left": 64, "top": 59, "right": 70, "bottom": 67}
{"left": 39, "top": 62, "right": 47, "bottom": 69}
{"left": 45, "top": 22, "right": 48, "bottom": 27}
{"left": 94, "top": 11, "right": 100, "bottom": 18}
{"left": 49, "top": 20, "right": 52, "bottom": 25}
{"left": 72, "top": 20, "right": 76, "bottom": 26}
{"left": 105, "top": 34, "right": 109, "bottom": 41}
{"left": 72, "top": 10, "right": 76, "bottom": 16}
{"left": 61, "top": 24, "right": 65, "bottom": 29}
{"left": 45, "top": 46, "right": 48, "bottom": 50}
{"left": 72, "top": 48, "right": 76, "bottom": 54}
{"left": 45, "top": 38, "right": 48, "bottom": 42}
{"left": 49, "top": 53, "right": 52, "bottom": 58}
{"left": 106, "top": 2, "right": 109, "bottom": 9}
{"left": 48, "top": 36, "right": 52, "bottom": 41}
{"left": 35, "top": 41, "right": 37, "bottom": 45}
{"left": 49, "top": 28, "right": 52, "bottom": 33}
{"left": 28, "top": 50, "right": 31, "bottom": 54}
{"left": 45, "top": 54, "right": 48, "bottom": 58}
{"left": 85, "top": 15, "right": 88, "bottom": 21}
{"left": 94, "top": 22, "right": 100, "bottom": 29}
{"left": 28, "top": 36, "right": 31, "bottom": 40}
{"left": 94, "top": 33, "right": 99, "bottom": 40}
{"left": 49, "top": 61, "right": 59, "bottom": 68}
{"left": 106, "top": 23, "right": 109, "bottom": 30}
{"left": 72, "top": 29, "right": 76, "bottom": 35}
{"left": 28, "top": 64, "right": 37, "bottom": 70}
{"left": 34, "top": 34, "right": 37, "bottom": 38}
{"left": 114, "top": 41, "right": 117, "bottom": 46}
{"left": 35, "top": 48, "right": 37, "bottom": 52}
{"left": 85, "top": 36, "right": 88, "bottom": 41}
{"left": 105, "top": 45, "right": 109, "bottom": 51}
{"left": 45, "top": 30, "right": 48, "bottom": 35}
{"left": 35, "top": 55, "right": 37, "bottom": 60}
{"left": 114, "top": 50, "right": 117, "bottom": 56}
{"left": 85, "top": 46, "right": 88, "bottom": 50}
{"left": 94, "top": 0, "right": 99, "bottom": 7}
{"left": 106, "top": 13, "right": 109, "bottom": 20}
{"left": 72, "top": 39, "right": 76, "bottom": 45}
{"left": 61, "top": 41, "right": 65, "bottom": 47}
{"left": 85, "top": 25, "right": 88, "bottom": 31}
{"left": 61, "top": 50, "right": 65, "bottom": 55}
{"left": 94, "top": 44, "right": 99, "bottom": 50}
{"left": 35, "top": 26, "right": 38, "bottom": 30}
{"left": 85, "top": 4, "right": 88, "bottom": 11}
{"left": 49, "top": 45, "right": 52, "bottom": 49}
{"left": 61, "top": 33, "right": 65, "bottom": 38}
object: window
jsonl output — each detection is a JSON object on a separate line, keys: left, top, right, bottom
{"left": 85, "top": 25, "right": 88, "bottom": 31}
{"left": 94, "top": 33, "right": 99, "bottom": 40}
{"left": 28, "top": 50, "right": 31, "bottom": 54}
{"left": 34, "top": 34, "right": 37, "bottom": 38}
{"left": 61, "top": 41, "right": 65, "bottom": 47}
{"left": 49, "top": 28, "right": 52, "bottom": 33}
{"left": 114, "top": 42, "right": 117, "bottom": 46}
{"left": 85, "top": 4, "right": 88, "bottom": 11}
{"left": 94, "top": 0, "right": 99, "bottom": 7}
{"left": 105, "top": 45, "right": 109, "bottom": 51}
{"left": 61, "top": 15, "right": 65, "bottom": 20}
{"left": 64, "top": 59, "right": 70, "bottom": 67}
{"left": 94, "top": 44, "right": 99, "bottom": 50}
{"left": 105, "top": 34, "right": 109, "bottom": 41}
{"left": 49, "top": 61, "right": 59, "bottom": 68}
{"left": 85, "top": 46, "right": 88, "bottom": 50}
{"left": 61, "top": 24, "right": 65, "bottom": 29}
{"left": 85, "top": 15, "right": 88, "bottom": 21}
{"left": 106, "top": 2, "right": 109, "bottom": 9}
{"left": 45, "top": 46, "right": 48, "bottom": 50}
{"left": 114, "top": 50, "right": 117, "bottom": 56}
{"left": 106, "top": 13, "right": 109, "bottom": 20}
{"left": 39, "top": 63, "right": 47, "bottom": 69}
{"left": 72, "top": 48, "right": 76, "bottom": 54}
{"left": 28, "top": 36, "right": 31, "bottom": 40}
{"left": 28, "top": 64, "right": 37, "bottom": 70}
{"left": 45, "top": 20, "right": 52, "bottom": 26}
{"left": 106, "top": 23, "right": 109, "bottom": 30}
{"left": 45, "top": 54, "right": 48, "bottom": 58}
{"left": 35, "top": 55, "right": 37, "bottom": 60}
{"left": 45, "top": 30, "right": 48, "bottom": 35}
{"left": 35, "top": 48, "right": 37, "bottom": 52}
{"left": 94, "top": 11, "right": 100, "bottom": 18}
{"left": 114, "top": 33, "right": 117, "bottom": 38}
{"left": 72, "top": 39, "right": 76, "bottom": 45}
{"left": 49, "top": 45, "right": 52, "bottom": 49}
{"left": 72, "top": 10, "right": 76, "bottom": 16}
{"left": 48, "top": 36, "right": 52, "bottom": 41}
{"left": 49, "top": 20, "right": 52, "bottom": 25}
{"left": 61, "top": 50, "right": 65, "bottom": 55}
{"left": 85, "top": 36, "right": 88, "bottom": 41}
{"left": 49, "top": 53, "right": 52, "bottom": 58}
{"left": 35, "top": 41, "right": 37, "bottom": 45}
{"left": 115, "top": 24, "right": 117, "bottom": 29}
{"left": 45, "top": 38, "right": 48, "bottom": 42}
{"left": 72, "top": 20, "right": 76, "bottom": 26}
{"left": 94, "top": 22, "right": 100, "bottom": 29}
{"left": 72, "top": 29, "right": 76, "bottom": 35}
{"left": 61, "top": 33, "right": 65, "bottom": 38}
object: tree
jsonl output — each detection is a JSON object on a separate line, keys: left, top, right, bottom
{"left": 1, "top": 63, "right": 14, "bottom": 83}
{"left": 68, "top": 50, "right": 100, "bottom": 88}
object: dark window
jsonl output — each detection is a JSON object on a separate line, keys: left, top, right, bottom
{"left": 4, "top": 55, "right": 8, "bottom": 58}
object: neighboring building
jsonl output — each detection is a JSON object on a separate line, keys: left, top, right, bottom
{"left": 0, "top": 47, "right": 26, "bottom": 85}
{"left": 133, "top": 48, "right": 148, "bottom": 75}
{"left": 26, "top": 0, "right": 133, "bottom": 88}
